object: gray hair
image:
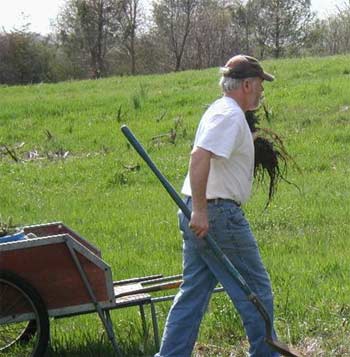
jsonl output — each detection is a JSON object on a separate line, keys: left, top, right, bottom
{"left": 219, "top": 67, "right": 242, "bottom": 93}
{"left": 219, "top": 76, "right": 242, "bottom": 93}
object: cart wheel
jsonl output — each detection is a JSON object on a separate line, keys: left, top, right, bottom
{"left": 19, "top": 319, "right": 38, "bottom": 343}
{"left": 0, "top": 270, "right": 50, "bottom": 356}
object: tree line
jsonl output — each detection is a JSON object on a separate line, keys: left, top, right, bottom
{"left": 0, "top": 0, "right": 349, "bottom": 85}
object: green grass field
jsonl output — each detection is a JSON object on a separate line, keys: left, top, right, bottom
{"left": 1, "top": 55, "right": 350, "bottom": 356}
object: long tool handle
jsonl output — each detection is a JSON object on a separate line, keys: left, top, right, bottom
{"left": 120, "top": 125, "right": 272, "bottom": 335}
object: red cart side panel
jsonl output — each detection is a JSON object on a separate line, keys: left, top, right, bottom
{"left": 0, "top": 240, "right": 111, "bottom": 311}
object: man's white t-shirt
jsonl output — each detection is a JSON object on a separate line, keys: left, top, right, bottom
{"left": 181, "top": 96, "right": 254, "bottom": 205}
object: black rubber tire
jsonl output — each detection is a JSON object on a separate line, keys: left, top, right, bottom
{"left": 0, "top": 270, "right": 50, "bottom": 356}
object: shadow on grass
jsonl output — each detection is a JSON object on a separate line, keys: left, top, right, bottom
{"left": 48, "top": 333, "right": 157, "bottom": 357}
{"left": 48, "top": 342, "right": 157, "bottom": 357}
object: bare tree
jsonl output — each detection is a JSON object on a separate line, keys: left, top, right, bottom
{"left": 117, "top": 0, "right": 143, "bottom": 74}
{"left": 184, "top": 0, "right": 235, "bottom": 69}
{"left": 153, "top": 0, "right": 199, "bottom": 71}
{"left": 325, "top": 16, "right": 342, "bottom": 54}
{"left": 230, "top": 0, "right": 257, "bottom": 55}
{"left": 336, "top": 2, "right": 350, "bottom": 52}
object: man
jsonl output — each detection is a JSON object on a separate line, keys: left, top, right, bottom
{"left": 155, "top": 55, "right": 279, "bottom": 357}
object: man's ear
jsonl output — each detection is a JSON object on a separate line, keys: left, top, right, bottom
{"left": 242, "top": 79, "right": 251, "bottom": 93}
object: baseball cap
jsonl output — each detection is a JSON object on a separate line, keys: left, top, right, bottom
{"left": 221, "top": 55, "right": 274, "bottom": 82}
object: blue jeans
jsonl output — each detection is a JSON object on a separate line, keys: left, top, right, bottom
{"left": 155, "top": 198, "right": 279, "bottom": 357}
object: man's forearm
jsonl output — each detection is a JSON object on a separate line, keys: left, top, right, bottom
{"left": 188, "top": 147, "right": 212, "bottom": 238}
{"left": 189, "top": 147, "right": 212, "bottom": 209}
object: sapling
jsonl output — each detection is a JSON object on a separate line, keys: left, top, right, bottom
{"left": 0, "top": 216, "right": 18, "bottom": 237}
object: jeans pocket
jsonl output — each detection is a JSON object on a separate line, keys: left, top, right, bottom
{"left": 225, "top": 207, "right": 248, "bottom": 228}
{"left": 208, "top": 206, "right": 255, "bottom": 250}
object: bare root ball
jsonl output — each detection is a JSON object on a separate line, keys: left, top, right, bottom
{"left": 245, "top": 110, "right": 299, "bottom": 207}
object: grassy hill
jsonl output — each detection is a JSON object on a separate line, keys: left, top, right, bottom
{"left": 1, "top": 55, "right": 350, "bottom": 356}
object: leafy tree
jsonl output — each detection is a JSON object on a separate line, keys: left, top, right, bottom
{"left": 255, "top": 0, "right": 314, "bottom": 58}
{"left": 0, "top": 31, "right": 56, "bottom": 85}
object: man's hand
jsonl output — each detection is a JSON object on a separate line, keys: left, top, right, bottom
{"left": 189, "top": 210, "right": 209, "bottom": 238}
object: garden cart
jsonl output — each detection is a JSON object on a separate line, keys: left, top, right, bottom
{"left": 0, "top": 222, "right": 188, "bottom": 356}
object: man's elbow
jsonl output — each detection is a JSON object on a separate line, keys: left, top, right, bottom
{"left": 190, "top": 146, "right": 213, "bottom": 160}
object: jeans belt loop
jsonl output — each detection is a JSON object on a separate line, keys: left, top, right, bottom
{"left": 184, "top": 195, "right": 191, "bottom": 204}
